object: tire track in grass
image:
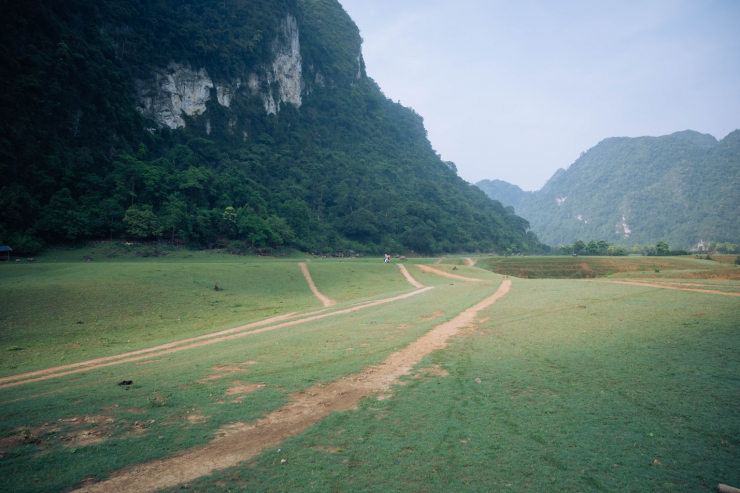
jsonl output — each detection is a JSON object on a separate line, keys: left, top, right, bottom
{"left": 0, "top": 288, "right": 434, "bottom": 391}
{"left": 416, "top": 264, "right": 483, "bottom": 282}
{"left": 0, "top": 313, "right": 299, "bottom": 386}
{"left": 601, "top": 280, "right": 740, "bottom": 297}
{"left": 75, "top": 280, "right": 511, "bottom": 493}
{"left": 398, "top": 264, "right": 424, "bottom": 288}
{"left": 298, "top": 262, "right": 335, "bottom": 307}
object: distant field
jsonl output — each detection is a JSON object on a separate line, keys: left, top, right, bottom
{"left": 482, "top": 255, "right": 740, "bottom": 280}
{"left": 0, "top": 251, "right": 738, "bottom": 492}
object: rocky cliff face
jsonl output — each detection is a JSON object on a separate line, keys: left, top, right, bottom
{"left": 136, "top": 14, "right": 304, "bottom": 128}
{"left": 253, "top": 14, "right": 303, "bottom": 114}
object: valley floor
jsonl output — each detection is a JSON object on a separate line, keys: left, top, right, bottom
{"left": 0, "top": 253, "right": 738, "bottom": 492}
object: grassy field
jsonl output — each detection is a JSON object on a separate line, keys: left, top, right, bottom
{"left": 0, "top": 249, "right": 738, "bottom": 492}
{"left": 482, "top": 255, "right": 740, "bottom": 280}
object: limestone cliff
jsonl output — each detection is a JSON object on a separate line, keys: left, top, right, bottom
{"left": 136, "top": 14, "right": 304, "bottom": 128}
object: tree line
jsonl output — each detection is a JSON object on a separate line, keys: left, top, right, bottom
{"left": 557, "top": 240, "right": 683, "bottom": 256}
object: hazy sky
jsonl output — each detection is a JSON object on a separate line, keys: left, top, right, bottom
{"left": 338, "top": 0, "right": 740, "bottom": 191}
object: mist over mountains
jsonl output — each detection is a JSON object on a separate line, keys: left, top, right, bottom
{"left": 477, "top": 130, "right": 740, "bottom": 249}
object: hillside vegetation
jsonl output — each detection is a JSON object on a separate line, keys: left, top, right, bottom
{"left": 0, "top": 0, "right": 544, "bottom": 256}
{"left": 477, "top": 130, "right": 740, "bottom": 248}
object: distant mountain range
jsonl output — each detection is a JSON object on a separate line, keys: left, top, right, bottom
{"left": 476, "top": 130, "right": 740, "bottom": 249}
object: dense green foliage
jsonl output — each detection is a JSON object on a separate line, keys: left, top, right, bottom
{"left": 556, "top": 239, "right": 684, "bottom": 256}
{"left": 0, "top": 0, "right": 544, "bottom": 255}
{"left": 477, "top": 130, "right": 740, "bottom": 249}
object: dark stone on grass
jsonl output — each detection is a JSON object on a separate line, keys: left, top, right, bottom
{"left": 118, "top": 380, "right": 133, "bottom": 386}
{"left": 76, "top": 321, "right": 84, "bottom": 324}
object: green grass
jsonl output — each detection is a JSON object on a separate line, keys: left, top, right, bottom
{"left": 298, "top": 260, "right": 411, "bottom": 303}
{"left": 1, "top": 253, "right": 738, "bottom": 492}
{"left": 167, "top": 278, "right": 740, "bottom": 492}
{"left": 0, "top": 253, "right": 424, "bottom": 377}
{"left": 482, "top": 255, "right": 737, "bottom": 280}
{"left": 0, "top": 261, "right": 502, "bottom": 492}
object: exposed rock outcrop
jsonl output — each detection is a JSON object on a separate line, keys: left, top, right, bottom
{"left": 136, "top": 15, "right": 303, "bottom": 127}
{"left": 247, "top": 15, "right": 303, "bottom": 114}
{"left": 136, "top": 62, "right": 214, "bottom": 129}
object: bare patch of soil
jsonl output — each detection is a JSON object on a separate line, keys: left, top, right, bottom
{"left": 420, "top": 311, "right": 445, "bottom": 321}
{"left": 225, "top": 382, "right": 265, "bottom": 403}
{"left": 75, "top": 281, "right": 511, "bottom": 493}
{"left": 299, "top": 262, "right": 335, "bottom": 307}
{"left": 186, "top": 414, "right": 209, "bottom": 425}
{"left": 464, "top": 258, "right": 477, "bottom": 267}
{"left": 416, "top": 264, "right": 483, "bottom": 282}
{"left": 197, "top": 362, "right": 258, "bottom": 383}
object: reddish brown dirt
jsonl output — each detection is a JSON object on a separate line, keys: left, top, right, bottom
{"left": 225, "top": 381, "right": 264, "bottom": 403}
{"left": 75, "top": 281, "right": 511, "bottom": 493}
{"left": 298, "top": 262, "right": 335, "bottom": 307}
{"left": 196, "top": 361, "right": 258, "bottom": 383}
{"left": 397, "top": 264, "right": 424, "bottom": 288}
{"left": 2, "top": 288, "right": 434, "bottom": 390}
{"left": 416, "top": 264, "right": 483, "bottom": 282}
{"left": 602, "top": 280, "right": 740, "bottom": 297}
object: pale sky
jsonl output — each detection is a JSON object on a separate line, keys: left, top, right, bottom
{"left": 338, "top": 0, "right": 740, "bottom": 191}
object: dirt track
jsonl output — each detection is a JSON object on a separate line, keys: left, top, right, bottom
{"left": 76, "top": 280, "right": 511, "bottom": 493}
{"left": 602, "top": 280, "right": 740, "bottom": 297}
{"left": 416, "top": 264, "right": 482, "bottom": 282}
{"left": 0, "top": 313, "right": 299, "bottom": 387}
{"left": 464, "top": 258, "right": 477, "bottom": 267}
{"left": 1, "top": 288, "right": 434, "bottom": 390}
{"left": 299, "top": 262, "right": 335, "bottom": 306}
{"left": 397, "top": 264, "right": 424, "bottom": 288}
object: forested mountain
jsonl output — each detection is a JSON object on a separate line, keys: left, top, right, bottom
{"left": 475, "top": 180, "right": 532, "bottom": 211}
{"left": 476, "top": 130, "right": 740, "bottom": 249}
{"left": 0, "top": 0, "right": 545, "bottom": 255}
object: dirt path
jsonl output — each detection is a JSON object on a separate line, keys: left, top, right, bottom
{"left": 397, "top": 264, "right": 424, "bottom": 288}
{"left": 416, "top": 264, "right": 483, "bottom": 282}
{"left": 1, "top": 288, "right": 434, "bottom": 391}
{"left": 464, "top": 258, "right": 477, "bottom": 267}
{"left": 601, "top": 280, "right": 740, "bottom": 297}
{"left": 0, "top": 313, "right": 299, "bottom": 387}
{"left": 299, "top": 262, "right": 335, "bottom": 307}
{"left": 434, "top": 258, "right": 443, "bottom": 265}
{"left": 76, "top": 281, "right": 511, "bottom": 493}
